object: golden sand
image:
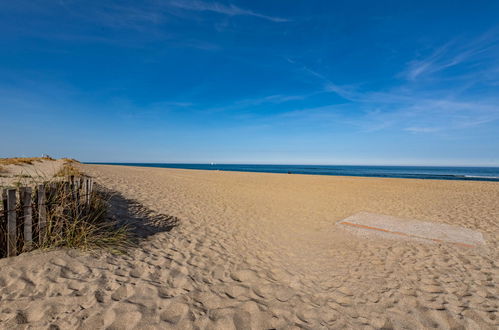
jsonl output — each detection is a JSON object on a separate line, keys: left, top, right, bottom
{"left": 0, "top": 164, "right": 497, "bottom": 329}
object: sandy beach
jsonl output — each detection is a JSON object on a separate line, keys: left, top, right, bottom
{"left": 0, "top": 163, "right": 498, "bottom": 329}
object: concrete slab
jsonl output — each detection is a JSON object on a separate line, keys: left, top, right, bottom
{"left": 337, "top": 212, "right": 485, "bottom": 248}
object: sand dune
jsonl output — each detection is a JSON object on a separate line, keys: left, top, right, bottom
{"left": 0, "top": 159, "right": 64, "bottom": 187}
{"left": 0, "top": 164, "right": 498, "bottom": 329}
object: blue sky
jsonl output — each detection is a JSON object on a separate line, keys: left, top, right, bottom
{"left": 1, "top": 1, "right": 498, "bottom": 165}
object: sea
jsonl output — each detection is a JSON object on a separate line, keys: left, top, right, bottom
{"left": 84, "top": 163, "right": 499, "bottom": 182}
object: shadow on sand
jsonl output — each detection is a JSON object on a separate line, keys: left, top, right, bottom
{"left": 104, "top": 189, "right": 180, "bottom": 240}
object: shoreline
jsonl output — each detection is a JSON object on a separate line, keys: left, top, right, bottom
{"left": 86, "top": 163, "right": 499, "bottom": 185}
{"left": 83, "top": 162, "right": 499, "bottom": 182}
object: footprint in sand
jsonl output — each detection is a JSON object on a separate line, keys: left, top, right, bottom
{"left": 230, "top": 269, "right": 258, "bottom": 282}
{"left": 159, "top": 302, "right": 190, "bottom": 324}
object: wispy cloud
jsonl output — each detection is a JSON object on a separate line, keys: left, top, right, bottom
{"left": 364, "top": 99, "right": 499, "bottom": 133}
{"left": 235, "top": 94, "right": 310, "bottom": 106}
{"left": 269, "top": 96, "right": 499, "bottom": 135}
{"left": 84, "top": 3, "right": 166, "bottom": 30}
{"left": 285, "top": 60, "right": 362, "bottom": 102}
{"left": 404, "top": 31, "right": 499, "bottom": 81}
{"left": 5, "top": 1, "right": 230, "bottom": 50}
{"left": 404, "top": 42, "right": 458, "bottom": 81}
{"left": 168, "top": 0, "right": 289, "bottom": 22}
{"left": 200, "top": 92, "right": 312, "bottom": 114}
{"left": 279, "top": 34, "right": 499, "bottom": 135}
{"left": 404, "top": 127, "right": 440, "bottom": 133}
{"left": 6, "top": 1, "right": 289, "bottom": 50}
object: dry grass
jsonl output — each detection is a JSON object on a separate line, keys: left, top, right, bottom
{"left": 61, "top": 158, "right": 80, "bottom": 163}
{"left": 54, "top": 160, "right": 83, "bottom": 177}
{"left": 0, "top": 156, "right": 55, "bottom": 166}
{"left": 1, "top": 160, "right": 131, "bottom": 257}
{"left": 0, "top": 157, "right": 128, "bottom": 257}
{"left": 0, "top": 180, "right": 131, "bottom": 257}
{"left": 39, "top": 185, "right": 130, "bottom": 253}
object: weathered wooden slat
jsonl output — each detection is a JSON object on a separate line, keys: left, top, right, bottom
{"left": 37, "top": 185, "right": 47, "bottom": 245}
{"left": 49, "top": 182, "right": 57, "bottom": 204}
{"left": 21, "top": 187, "right": 33, "bottom": 248}
{"left": 1, "top": 189, "right": 6, "bottom": 212}
{"left": 70, "top": 175, "right": 76, "bottom": 201}
{"left": 6, "top": 189, "right": 17, "bottom": 257}
{"left": 84, "top": 178, "right": 90, "bottom": 206}
{"left": 63, "top": 181, "right": 70, "bottom": 200}
{"left": 1, "top": 189, "right": 7, "bottom": 257}
{"left": 76, "top": 177, "right": 81, "bottom": 204}
{"left": 66, "top": 175, "right": 75, "bottom": 200}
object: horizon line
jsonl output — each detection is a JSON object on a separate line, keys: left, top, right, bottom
{"left": 83, "top": 161, "right": 499, "bottom": 168}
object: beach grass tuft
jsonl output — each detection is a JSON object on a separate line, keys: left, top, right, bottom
{"left": 61, "top": 158, "right": 81, "bottom": 163}
{"left": 54, "top": 159, "right": 84, "bottom": 177}
{"left": 1, "top": 167, "right": 131, "bottom": 257}
{"left": 37, "top": 184, "right": 131, "bottom": 253}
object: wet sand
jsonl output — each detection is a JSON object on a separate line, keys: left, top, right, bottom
{"left": 0, "top": 164, "right": 497, "bottom": 329}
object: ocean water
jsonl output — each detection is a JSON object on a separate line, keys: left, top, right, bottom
{"left": 85, "top": 163, "right": 499, "bottom": 182}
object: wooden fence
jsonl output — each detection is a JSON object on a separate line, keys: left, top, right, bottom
{"left": 0, "top": 176, "right": 94, "bottom": 258}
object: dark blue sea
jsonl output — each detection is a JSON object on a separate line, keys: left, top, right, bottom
{"left": 84, "top": 163, "right": 499, "bottom": 182}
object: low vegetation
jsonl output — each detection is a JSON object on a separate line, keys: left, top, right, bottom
{"left": 38, "top": 183, "right": 130, "bottom": 253}
{"left": 54, "top": 159, "right": 83, "bottom": 177}
{"left": 61, "top": 158, "right": 80, "bottom": 163}
{"left": 0, "top": 156, "right": 55, "bottom": 166}
{"left": 1, "top": 161, "right": 131, "bottom": 257}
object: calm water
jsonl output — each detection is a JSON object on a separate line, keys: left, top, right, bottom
{"left": 85, "top": 163, "right": 499, "bottom": 182}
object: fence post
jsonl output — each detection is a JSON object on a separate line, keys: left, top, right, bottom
{"left": 37, "top": 185, "right": 47, "bottom": 245}
{"left": 20, "top": 187, "right": 33, "bottom": 249}
{"left": 75, "top": 177, "right": 81, "bottom": 202}
{"left": 84, "top": 178, "right": 90, "bottom": 206}
{"left": 6, "top": 189, "right": 17, "bottom": 257}
{"left": 70, "top": 175, "right": 76, "bottom": 201}
{"left": 1, "top": 190, "right": 7, "bottom": 257}
{"left": 1, "top": 189, "right": 6, "bottom": 211}
{"left": 63, "top": 181, "right": 70, "bottom": 201}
